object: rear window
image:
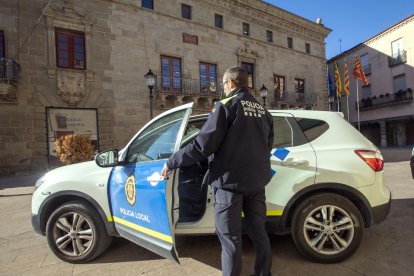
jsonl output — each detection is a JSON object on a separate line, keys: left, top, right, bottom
{"left": 295, "top": 118, "right": 329, "bottom": 142}
{"left": 272, "top": 116, "right": 308, "bottom": 148}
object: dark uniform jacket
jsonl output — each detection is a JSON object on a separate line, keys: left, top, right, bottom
{"left": 167, "top": 87, "right": 274, "bottom": 192}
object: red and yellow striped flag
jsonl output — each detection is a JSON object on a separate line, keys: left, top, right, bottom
{"left": 343, "top": 59, "right": 350, "bottom": 96}
{"left": 353, "top": 55, "right": 369, "bottom": 86}
{"left": 334, "top": 62, "right": 342, "bottom": 98}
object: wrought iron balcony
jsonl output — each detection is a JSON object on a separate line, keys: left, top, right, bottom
{"left": 155, "top": 76, "right": 222, "bottom": 98}
{"left": 358, "top": 89, "right": 413, "bottom": 111}
{"left": 271, "top": 91, "right": 317, "bottom": 109}
{"left": 154, "top": 76, "right": 222, "bottom": 110}
{"left": 0, "top": 58, "right": 21, "bottom": 83}
{"left": 388, "top": 50, "right": 407, "bottom": 67}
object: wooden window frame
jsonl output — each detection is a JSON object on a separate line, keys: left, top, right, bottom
{"left": 287, "top": 37, "right": 293, "bottom": 49}
{"left": 295, "top": 78, "right": 305, "bottom": 102}
{"left": 215, "top": 14, "right": 223, "bottom": 29}
{"left": 274, "top": 75, "right": 286, "bottom": 100}
{"left": 242, "top": 22, "right": 250, "bottom": 36}
{"left": 141, "top": 0, "right": 154, "bottom": 10}
{"left": 55, "top": 28, "right": 86, "bottom": 70}
{"left": 181, "top": 4, "right": 192, "bottom": 20}
{"left": 267, "top": 30, "right": 273, "bottom": 43}
{"left": 161, "top": 55, "right": 182, "bottom": 91}
{"left": 305, "top": 43, "right": 311, "bottom": 54}
{"left": 241, "top": 62, "right": 254, "bottom": 89}
{"left": 199, "top": 62, "right": 217, "bottom": 92}
{"left": 0, "top": 30, "right": 5, "bottom": 59}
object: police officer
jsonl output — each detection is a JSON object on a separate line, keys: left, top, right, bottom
{"left": 162, "top": 66, "right": 273, "bottom": 276}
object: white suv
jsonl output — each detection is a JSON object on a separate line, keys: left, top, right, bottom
{"left": 31, "top": 103, "right": 391, "bottom": 264}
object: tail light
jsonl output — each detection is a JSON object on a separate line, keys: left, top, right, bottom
{"left": 355, "top": 150, "right": 384, "bottom": 172}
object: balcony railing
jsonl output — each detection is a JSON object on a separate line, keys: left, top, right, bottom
{"left": 358, "top": 89, "right": 413, "bottom": 111}
{"left": 155, "top": 76, "right": 222, "bottom": 98}
{"left": 388, "top": 50, "right": 407, "bottom": 67}
{"left": 0, "top": 58, "right": 21, "bottom": 83}
{"left": 273, "top": 91, "right": 316, "bottom": 105}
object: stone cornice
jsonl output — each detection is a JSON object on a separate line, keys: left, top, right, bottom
{"left": 364, "top": 15, "right": 414, "bottom": 45}
{"left": 199, "top": 0, "right": 331, "bottom": 40}
{"left": 106, "top": 0, "right": 327, "bottom": 61}
{"left": 108, "top": 0, "right": 330, "bottom": 43}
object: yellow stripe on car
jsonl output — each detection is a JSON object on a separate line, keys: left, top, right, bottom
{"left": 112, "top": 217, "right": 173, "bottom": 244}
{"left": 241, "top": 210, "right": 283, "bottom": 217}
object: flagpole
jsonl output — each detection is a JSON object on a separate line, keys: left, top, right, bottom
{"left": 337, "top": 97, "right": 340, "bottom": 111}
{"left": 326, "top": 65, "right": 331, "bottom": 111}
{"left": 356, "top": 80, "right": 360, "bottom": 131}
{"left": 347, "top": 96, "right": 350, "bottom": 121}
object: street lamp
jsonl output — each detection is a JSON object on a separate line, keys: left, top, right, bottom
{"left": 260, "top": 84, "right": 268, "bottom": 107}
{"left": 144, "top": 69, "right": 156, "bottom": 119}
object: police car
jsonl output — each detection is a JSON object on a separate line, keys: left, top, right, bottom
{"left": 31, "top": 103, "right": 391, "bottom": 264}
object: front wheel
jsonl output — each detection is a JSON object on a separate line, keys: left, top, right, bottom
{"left": 46, "top": 201, "right": 112, "bottom": 263}
{"left": 291, "top": 193, "right": 364, "bottom": 263}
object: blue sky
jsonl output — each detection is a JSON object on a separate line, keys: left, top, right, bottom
{"left": 265, "top": 0, "right": 414, "bottom": 59}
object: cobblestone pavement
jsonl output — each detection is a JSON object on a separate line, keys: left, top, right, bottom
{"left": 0, "top": 161, "right": 413, "bottom": 275}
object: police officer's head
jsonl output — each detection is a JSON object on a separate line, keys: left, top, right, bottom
{"left": 222, "top": 66, "right": 248, "bottom": 96}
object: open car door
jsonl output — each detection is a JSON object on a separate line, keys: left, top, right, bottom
{"left": 108, "top": 103, "right": 193, "bottom": 263}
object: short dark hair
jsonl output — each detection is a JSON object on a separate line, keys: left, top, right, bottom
{"left": 223, "top": 66, "right": 248, "bottom": 88}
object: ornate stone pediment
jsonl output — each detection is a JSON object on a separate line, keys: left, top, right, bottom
{"left": 56, "top": 70, "right": 86, "bottom": 106}
{"left": 44, "top": 1, "right": 94, "bottom": 26}
{"left": 237, "top": 42, "right": 261, "bottom": 60}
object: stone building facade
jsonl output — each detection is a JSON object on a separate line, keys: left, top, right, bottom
{"left": 0, "top": 0, "right": 331, "bottom": 175}
{"left": 328, "top": 14, "right": 414, "bottom": 147}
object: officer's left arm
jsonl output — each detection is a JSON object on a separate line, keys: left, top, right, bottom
{"left": 167, "top": 103, "right": 228, "bottom": 170}
{"left": 267, "top": 112, "right": 274, "bottom": 152}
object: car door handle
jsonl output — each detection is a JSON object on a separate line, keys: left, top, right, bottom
{"left": 282, "top": 160, "right": 309, "bottom": 167}
{"left": 147, "top": 172, "right": 165, "bottom": 187}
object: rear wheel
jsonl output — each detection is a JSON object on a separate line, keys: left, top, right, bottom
{"left": 46, "top": 201, "right": 112, "bottom": 263}
{"left": 291, "top": 193, "right": 364, "bottom": 263}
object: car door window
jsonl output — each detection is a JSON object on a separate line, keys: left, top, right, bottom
{"left": 126, "top": 110, "right": 187, "bottom": 163}
{"left": 272, "top": 116, "right": 308, "bottom": 148}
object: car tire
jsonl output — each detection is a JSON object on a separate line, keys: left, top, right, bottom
{"left": 46, "top": 201, "right": 112, "bottom": 263}
{"left": 291, "top": 193, "right": 364, "bottom": 263}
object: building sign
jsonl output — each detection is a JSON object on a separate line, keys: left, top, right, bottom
{"left": 47, "top": 108, "right": 98, "bottom": 167}
{"left": 182, "top": 33, "right": 198, "bottom": 45}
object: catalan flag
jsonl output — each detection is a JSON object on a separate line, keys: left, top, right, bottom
{"left": 343, "top": 59, "right": 350, "bottom": 96}
{"left": 334, "top": 62, "right": 342, "bottom": 98}
{"left": 353, "top": 55, "right": 369, "bottom": 86}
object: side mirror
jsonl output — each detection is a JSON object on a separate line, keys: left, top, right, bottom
{"left": 95, "top": 149, "right": 119, "bottom": 167}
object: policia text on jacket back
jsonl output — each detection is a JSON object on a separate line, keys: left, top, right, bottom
{"left": 162, "top": 67, "right": 274, "bottom": 276}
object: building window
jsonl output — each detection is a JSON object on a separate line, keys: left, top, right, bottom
{"left": 141, "top": 0, "right": 153, "bottom": 9}
{"left": 267, "top": 30, "right": 273, "bottom": 43}
{"left": 362, "top": 84, "right": 371, "bottom": 99}
{"left": 274, "top": 75, "right": 285, "bottom": 100}
{"left": 295, "top": 78, "right": 305, "bottom": 101}
{"left": 161, "top": 55, "right": 182, "bottom": 91}
{"left": 287, "top": 37, "right": 293, "bottom": 49}
{"left": 241, "top": 62, "right": 254, "bottom": 88}
{"left": 242, "top": 22, "right": 250, "bottom": 36}
{"left": 360, "top": 54, "right": 371, "bottom": 75}
{"left": 391, "top": 38, "right": 403, "bottom": 58}
{"left": 0, "top": 30, "right": 5, "bottom": 59}
{"left": 305, "top": 43, "right": 311, "bottom": 54}
{"left": 181, "top": 4, "right": 192, "bottom": 20}
{"left": 55, "top": 28, "right": 85, "bottom": 69}
{"left": 393, "top": 74, "right": 406, "bottom": 93}
{"left": 200, "top": 62, "right": 217, "bottom": 92}
{"left": 215, "top": 14, "right": 223, "bottom": 29}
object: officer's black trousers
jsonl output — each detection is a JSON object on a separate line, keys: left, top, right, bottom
{"left": 214, "top": 188, "right": 272, "bottom": 276}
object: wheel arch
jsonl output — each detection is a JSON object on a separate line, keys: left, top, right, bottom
{"left": 38, "top": 191, "right": 116, "bottom": 236}
{"left": 280, "top": 183, "right": 374, "bottom": 232}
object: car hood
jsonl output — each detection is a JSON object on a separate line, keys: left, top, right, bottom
{"left": 41, "top": 160, "right": 113, "bottom": 188}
